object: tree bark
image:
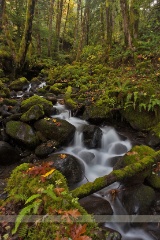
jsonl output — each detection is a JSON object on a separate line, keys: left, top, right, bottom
{"left": 17, "top": 0, "right": 36, "bottom": 71}
{"left": 48, "top": 0, "right": 55, "bottom": 57}
{"left": 71, "top": 151, "right": 160, "bottom": 199}
{"left": 120, "top": 0, "right": 133, "bottom": 49}
{"left": 130, "top": 0, "right": 140, "bottom": 40}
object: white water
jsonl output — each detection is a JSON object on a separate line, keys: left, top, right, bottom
{"left": 51, "top": 102, "right": 155, "bottom": 240}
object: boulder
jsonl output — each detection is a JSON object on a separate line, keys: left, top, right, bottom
{"left": 145, "top": 122, "right": 160, "bottom": 147}
{"left": 20, "top": 104, "right": 44, "bottom": 122}
{"left": 121, "top": 184, "right": 155, "bottom": 214}
{"left": 21, "top": 95, "right": 53, "bottom": 116}
{"left": 34, "top": 118, "right": 75, "bottom": 146}
{"left": 108, "top": 143, "right": 128, "bottom": 155}
{"left": 79, "top": 195, "right": 113, "bottom": 215}
{"left": 9, "top": 77, "right": 29, "bottom": 91}
{"left": 45, "top": 153, "right": 85, "bottom": 184}
{"left": 78, "top": 151, "right": 95, "bottom": 164}
{"left": 6, "top": 121, "right": 39, "bottom": 148}
{"left": 83, "top": 125, "right": 102, "bottom": 148}
{"left": 35, "top": 140, "right": 59, "bottom": 158}
{"left": 0, "top": 141, "right": 20, "bottom": 165}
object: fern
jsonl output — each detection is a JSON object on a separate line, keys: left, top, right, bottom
{"left": 25, "top": 194, "right": 41, "bottom": 204}
{"left": 14, "top": 193, "right": 28, "bottom": 202}
{"left": 42, "top": 188, "right": 60, "bottom": 201}
{"left": 12, "top": 203, "right": 34, "bottom": 235}
{"left": 18, "top": 222, "right": 28, "bottom": 238}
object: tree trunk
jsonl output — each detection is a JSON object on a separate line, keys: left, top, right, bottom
{"left": 130, "top": 0, "right": 140, "bottom": 40}
{"left": 71, "top": 151, "right": 160, "bottom": 199}
{"left": 17, "top": 0, "right": 36, "bottom": 71}
{"left": 0, "top": 0, "right": 5, "bottom": 32}
{"left": 55, "top": 0, "right": 63, "bottom": 53}
{"left": 106, "top": 0, "right": 113, "bottom": 48}
{"left": 61, "top": 0, "right": 70, "bottom": 51}
{"left": 48, "top": 0, "right": 55, "bottom": 57}
{"left": 120, "top": 0, "right": 133, "bottom": 49}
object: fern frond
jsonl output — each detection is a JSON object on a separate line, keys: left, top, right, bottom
{"left": 14, "top": 193, "right": 28, "bottom": 202}
{"left": 43, "top": 189, "right": 60, "bottom": 201}
{"left": 32, "top": 199, "right": 42, "bottom": 214}
{"left": 18, "top": 222, "right": 28, "bottom": 238}
{"left": 25, "top": 194, "right": 41, "bottom": 204}
{"left": 12, "top": 204, "right": 34, "bottom": 235}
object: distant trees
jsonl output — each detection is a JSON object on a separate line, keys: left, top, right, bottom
{"left": 0, "top": 0, "right": 159, "bottom": 70}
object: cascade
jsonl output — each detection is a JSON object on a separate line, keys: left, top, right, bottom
{"left": 52, "top": 102, "right": 155, "bottom": 240}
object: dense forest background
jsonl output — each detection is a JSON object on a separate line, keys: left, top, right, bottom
{"left": 0, "top": 0, "right": 159, "bottom": 72}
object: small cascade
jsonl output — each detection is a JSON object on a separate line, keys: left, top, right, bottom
{"left": 38, "top": 82, "right": 46, "bottom": 88}
{"left": 51, "top": 103, "right": 155, "bottom": 240}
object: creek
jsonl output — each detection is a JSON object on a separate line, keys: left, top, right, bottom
{"left": 52, "top": 102, "right": 155, "bottom": 240}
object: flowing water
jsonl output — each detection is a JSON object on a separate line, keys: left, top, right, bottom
{"left": 52, "top": 102, "right": 156, "bottom": 240}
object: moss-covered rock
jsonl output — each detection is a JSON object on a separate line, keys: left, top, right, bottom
{"left": 21, "top": 95, "right": 53, "bottom": 116}
{"left": 1, "top": 163, "right": 100, "bottom": 239}
{"left": 146, "top": 174, "right": 160, "bottom": 189}
{"left": 9, "top": 77, "right": 29, "bottom": 91}
{"left": 6, "top": 121, "right": 39, "bottom": 148}
{"left": 146, "top": 122, "right": 160, "bottom": 147}
{"left": 20, "top": 104, "right": 44, "bottom": 122}
{"left": 34, "top": 118, "right": 75, "bottom": 146}
{"left": 49, "top": 83, "right": 63, "bottom": 95}
{"left": 35, "top": 140, "right": 59, "bottom": 158}
{"left": 120, "top": 107, "right": 160, "bottom": 131}
{"left": 122, "top": 184, "right": 155, "bottom": 214}
{"left": 83, "top": 105, "right": 111, "bottom": 124}
{"left": 64, "top": 86, "right": 78, "bottom": 110}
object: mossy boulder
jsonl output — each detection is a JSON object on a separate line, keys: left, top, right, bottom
{"left": 9, "top": 77, "right": 29, "bottom": 91}
{"left": 146, "top": 174, "right": 160, "bottom": 189}
{"left": 120, "top": 107, "right": 160, "bottom": 131}
{"left": 146, "top": 122, "right": 160, "bottom": 147}
{"left": 83, "top": 105, "right": 111, "bottom": 124}
{"left": 20, "top": 104, "right": 44, "bottom": 122}
{"left": 6, "top": 121, "right": 39, "bottom": 148}
{"left": 35, "top": 140, "right": 59, "bottom": 158}
{"left": 49, "top": 83, "right": 63, "bottom": 95}
{"left": 21, "top": 95, "right": 53, "bottom": 116}
{"left": 1, "top": 163, "right": 99, "bottom": 239}
{"left": 34, "top": 118, "right": 76, "bottom": 146}
{"left": 114, "top": 145, "right": 155, "bottom": 185}
{"left": 122, "top": 184, "right": 155, "bottom": 214}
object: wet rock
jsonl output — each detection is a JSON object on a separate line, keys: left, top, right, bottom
{"left": 20, "top": 104, "right": 44, "bottom": 122}
{"left": 121, "top": 184, "right": 155, "bottom": 214}
{"left": 45, "top": 93, "right": 57, "bottom": 105}
{"left": 79, "top": 195, "right": 113, "bottom": 215}
{"left": 145, "top": 123, "right": 160, "bottom": 147}
{"left": 108, "top": 143, "right": 128, "bottom": 155}
{"left": 0, "top": 141, "right": 20, "bottom": 165}
{"left": 98, "top": 226, "right": 122, "bottom": 240}
{"left": 21, "top": 95, "right": 53, "bottom": 116}
{"left": 83, "top": 125, "right": 102, "bottom": 148}
{"left": 45, "top": 153, "right": 85, "bottom": 184}
{"left": 34, "top": 118, "right": 75, "bottom": 146}
{"left": 6, "top": 121, "right": 39, "bottom": 148}
{"left": 35, "top": 140, "right": 59, "bottom": 158}
{"left": 9, "top": 77, "right": 29, "bottom": 91}
{"left": 78, "top": 151, "right": 95, "bottom": 164}
{"left": 107, "top": 156, "right": 120, "bottom": 167}
{"left": 21, "top": 153, "right": 39, "bottom": 163}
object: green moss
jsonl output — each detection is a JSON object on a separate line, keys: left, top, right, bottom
{"left": 0, "top": 80, "right": 10, "bottom": 97}
{"left": 151, "top": 122, "right": 160, "bottom": 138}
{"left": 3, "top": 163, "right": 98, "bottom": 239}
{"left": 147, "top": 174, "right": 160, "bottom": 189}
{"left": 121, "top": 107, "right": 160, "bottom": 130}
{"left": 83, "top": 105, "right": 111, "bottom": 120}
{"left": 0, "top": 50, "right": 11, "bottom": 59}
{"left": 9, "top": 77, "right": 29, "bottom": 90}
{"left": 3, "top": 98, "right": 18, "bottom": 106}
{"left": 21, "top": 95, "right": 52, "bottom": 115}
{"left": 64, "top": 86, "right": 77, "bottom": 109}
{"left": 49, "top": 83, "right": 63, "bottom": 94}
{"left": 20, "top": 104, "right": 44, "bottom": 122}
{"left": 6, "top": 121, "right": 39, "bottom": 148}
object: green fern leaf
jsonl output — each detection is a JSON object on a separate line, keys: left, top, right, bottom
{"left": 25, "top": 194, "right": 41, "bottom": 204}
{"left": 32, "top": 199, "right": 42, "bottom": 214}
{"left": 12, "top": 204, "right": 34, "bottom": 235}
{"left": 43, "top": 189, "right": 60, "bottom": 201}
{"left": 18, "top": 222, "right": 28, "bottom": 238}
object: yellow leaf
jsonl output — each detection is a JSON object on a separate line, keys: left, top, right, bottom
{"left": 41, "top": 168, "right": 55, "bottom": 178}
{"left": 60, "top": 154, "right": 66, "bottom": 159}
{"left": 52, "top": 119, "right": 57, "bottom": 123}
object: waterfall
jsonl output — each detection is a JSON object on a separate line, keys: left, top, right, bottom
{"left": 52, "top": 102, "right": 155, "bottom": 240}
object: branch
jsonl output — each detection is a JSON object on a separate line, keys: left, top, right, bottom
{"left": 71, "top": 151, "right": 160, "bottom": 199}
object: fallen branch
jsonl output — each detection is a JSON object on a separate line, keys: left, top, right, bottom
{"left": 71, "top": 151, "right": 160, "bottom": 199}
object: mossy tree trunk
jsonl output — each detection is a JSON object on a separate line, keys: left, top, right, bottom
{"left": 16, "top": 0, "right": 36, "bottom": 72}
{"left": 71, "top": 151, "right": 160, "bottom": 199}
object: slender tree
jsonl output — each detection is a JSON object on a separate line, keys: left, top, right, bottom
{"left": 48, "top": 0, "right": 55, "bottom": 57}
{"left": 0, "top": 0, "right": 5, "bottom": 32}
